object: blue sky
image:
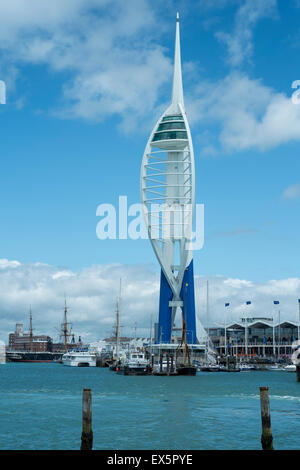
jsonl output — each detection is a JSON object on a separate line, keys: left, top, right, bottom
{"left": 0, "top": 0, "right": 300, "bottom": 342}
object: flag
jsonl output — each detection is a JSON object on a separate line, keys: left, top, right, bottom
{"left": 263, "top": 336, "right": 266, "bottom": 344}
{"left": 298, "top": 299, "right": 300, "bottom": 303}
{"left": 273, "top": 300, "right": 280, "bottom": 305}
{"left": 225, "top": 303, "right": 230, "bottom": 307}
{"left": 246, "top": 301, "right": 251, "bottom": 305}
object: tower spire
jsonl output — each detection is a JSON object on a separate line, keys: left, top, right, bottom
{"left": 170, "top": 12, "right": 184, "bottom": 112}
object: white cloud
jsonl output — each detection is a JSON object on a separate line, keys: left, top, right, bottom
{"left": 216, "top": 0, "right": 277, "bottom": 67}
{"left": 187, "top": 72, "right": 300, "bottom": 152}
{"left": 0, "top": 258, "right": 300, "bottom": 344}
{"left": 0, "top": 0, "right": 172, "bottom": 130}
{"left": 282, "top": 183, "right": 300, "bottom": 200}
{"left": 0, "top": 259, "right": 21, "bottom": 269}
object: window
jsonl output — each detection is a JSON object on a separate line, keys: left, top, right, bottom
{"left": 152, "top": 131, "right": 188, "bottom": 142}
{"left": 157, "top": 122, "right": 186, "bottom": 131}
{"left": 162, "top": 115, "right": 183, "bottom": 122}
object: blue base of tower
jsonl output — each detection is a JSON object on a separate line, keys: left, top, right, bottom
{"left": 156, "top": 260, "right": 197, "bottom": 344}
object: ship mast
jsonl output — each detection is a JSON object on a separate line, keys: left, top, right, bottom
{"left": 29, "top": 306, "right": 33, "bottom": 352}
{"left": 115, "top": 279, "right": 121, "bottom": 360}
{"left": 61, "top": 297, "right": 72, "bottom": 353}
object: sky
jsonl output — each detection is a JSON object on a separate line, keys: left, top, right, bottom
{"left": 0, "top": 0, "right": 300, "bottom": 343}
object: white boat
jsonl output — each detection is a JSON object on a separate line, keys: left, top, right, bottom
{"left": 266, "top": 364, "right": 283, "bottom": 371}
{"left": 239, "top": 363, "right": 256, "bottom": 371}
{"left": 283, "top": 364, "right": 296, "bottom": 372}
{"left": 117, "top": 351, "right": 150, "bottom": 375}
{"left": 62, "top": 350, "right": 96, "bottom": 367}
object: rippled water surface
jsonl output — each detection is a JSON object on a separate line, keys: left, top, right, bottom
{"left": 0, "top": 363, "right": 299, "bottom": 450}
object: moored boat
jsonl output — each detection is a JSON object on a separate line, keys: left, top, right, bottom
{"left": 6, "top": 351, "right": 63, "bottom": 363}
{"left": 62, "top": 350, "right": 96, "bottom": 367}
{"left": 116, "top": 351, "right": 151, "bottom": 375}
{"left": 283, "top": 364, "right": 296, "bottom": 372}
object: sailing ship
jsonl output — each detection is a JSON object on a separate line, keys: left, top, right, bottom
{"left": 6, "top": 307, "right": 63, "bottom": 363}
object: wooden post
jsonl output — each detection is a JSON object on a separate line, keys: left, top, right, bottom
{"left": 80, "top": 388, "right": 93, "bottom": 450}
{"left": 296, "top": 365, "right": 300, "bottom": 383}
{"left": 166, "top": 354, "right": 170, "bottom": 374}
{"left": 259, "top": 386, "right": 274, "bottom": 450}
{"left": 159, "top": 355, "right": 163, "bottom": 373}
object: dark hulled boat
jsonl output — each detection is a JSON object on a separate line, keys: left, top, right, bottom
{"left": 176, "top": 364, "right": 197, "bottom": 376}
{"left": 6, "top": 351, "right": 63, "bottom": 363}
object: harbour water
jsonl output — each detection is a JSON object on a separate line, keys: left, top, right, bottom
{"left": 0, "top": 363, "right": 299, "bottom": 450}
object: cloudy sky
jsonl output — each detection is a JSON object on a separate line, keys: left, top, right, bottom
{"left": 0, "top": 0, "right": 300, "bottom": 343}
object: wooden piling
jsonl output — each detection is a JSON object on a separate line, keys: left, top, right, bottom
{"left": 296, "top": 365, "right": 300, "bottom": 382}
{"left": 259, "top": 386, "right": 274, "bottom": 450}
{"left": 80, "top": 388, "right": 93, "bottom": 450}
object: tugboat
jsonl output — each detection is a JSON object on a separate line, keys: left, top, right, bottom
{"left": 116, "top": 351, "right": 151, "bottom": 375}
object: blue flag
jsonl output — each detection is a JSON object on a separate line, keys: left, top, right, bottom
{"left": 273, "top": 300, "right": 280, "bottom": 305}
{"left": 225, "top": 303, "right": 230, "bottom": 307}
{"left": 246, "top": 301, "right": 251, "bottom": 305}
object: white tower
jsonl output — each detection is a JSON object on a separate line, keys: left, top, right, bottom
{"left": 140, "top": 14, "right": 197, "bottom": 345}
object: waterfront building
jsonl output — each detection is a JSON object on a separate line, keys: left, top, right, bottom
{"left": 207, "top": 318, "right": 299, "bottom": 359}
{"left": 8, "top": 323, "right": 52, "bottom": 352}
{"left": 141, "top": 14, "right": 203, "bottom": 356}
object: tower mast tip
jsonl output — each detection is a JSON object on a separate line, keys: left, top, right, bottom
{"left": 177, "top": 12, "right": 179, "bottom": 21}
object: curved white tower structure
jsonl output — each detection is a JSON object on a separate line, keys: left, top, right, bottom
{"left": 141, "top": 14, "right": 197, "bottom": 345}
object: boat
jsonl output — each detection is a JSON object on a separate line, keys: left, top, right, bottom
{"left": 176, "top": 364, "right": 197, "bottom": 375}
{"left": 116, "top": 351, "right": 151, "bottom": 375}
{"left": 239, "top": 363, "right": 256, "bottom": 371}
{"left": 283, "top": 364, "right": 296, "bottom": 372}
{"left": 62, "top": 350, "right": 96, "bottom": 367}
{"left": 6, "top": 351, "right": 63, "bottom": 363}
{"left": 220, "top": 367, "right": 241, "bottom": 372}
{"left": 198, "top": 364, "right": 220, "bottom": 372}
{"left": 266, "top": 364, "right": 283, "bottom": 371}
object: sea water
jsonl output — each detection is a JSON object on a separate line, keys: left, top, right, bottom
{"left": 0, "top": 363, "right": 299, "bottom": 450}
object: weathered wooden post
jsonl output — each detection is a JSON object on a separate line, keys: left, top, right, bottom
{"left": 296, "top": 365, "right": 300, "bottom": 382}
{"left": 259, "top": 386, "right": 274, "bottom": 450}
{"left": 159, "top": 355, "right": 163, "bottom": 373}
{"left": 166, "top": 354, "right": 170, "bottom": 374}
{"left": 80, "top": 388, "right": 93, "bottom": 450}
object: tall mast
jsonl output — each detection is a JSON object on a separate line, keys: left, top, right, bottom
{"left": 29, "top": 306, "right": 33, "bottom": 352}
{"left": 115, "top": 278, "right": 121, "bottom": 359}
{"left": 61, "top": 297, "right": 72, "bottom": 353}
{"left": 206, "top": 281, "right": 209, "bottom": 362}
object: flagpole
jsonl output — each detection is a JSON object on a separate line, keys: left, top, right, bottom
{"left": 206, "top": 280, "right": 209, "bottom": 363}
{"left": 273, "top": 301, "right": 280, "bottom": 359}
{"left": 225, "top": 307, "right": 227, "bottom": 358}
{"left": 224, "top": 303, "right": 230, "bottom": 358}
{"left": 245, "top": 301, "right": 251, "bottom": 359}
{"left": 278, "top": 309, "right": 281, "bottom": 361}
{"left": 272, "top": 316, "right": 275, "bottom": 357}
{"left": 298, "top": 299, "right": 300, "bottom": 346}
